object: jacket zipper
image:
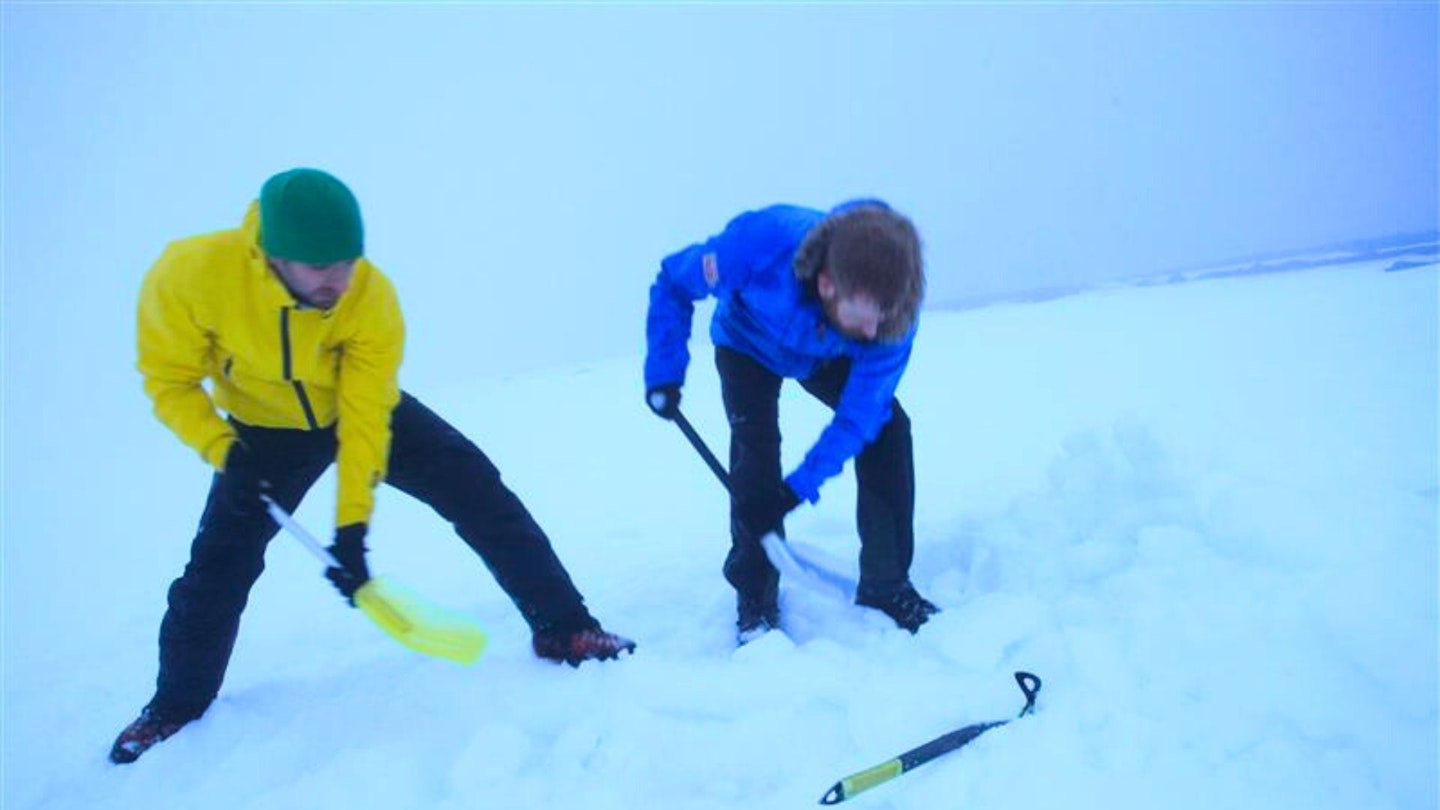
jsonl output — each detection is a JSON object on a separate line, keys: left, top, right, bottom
{"left": 280, "top": 307, "right": 320, "bottom": 429}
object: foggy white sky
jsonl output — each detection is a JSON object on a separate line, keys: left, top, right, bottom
{"left": 2, "top": 8, "right": 1435, "bottom": 804}
{"left": 2, "top": 2, "right": 1436, "bottom": 394}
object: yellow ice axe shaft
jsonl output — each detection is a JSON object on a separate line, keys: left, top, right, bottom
{"left": 262, "top": 496, "right": 489, "bottom": 665}
{"left": 818, "top": 672, "right": 1041, "bottom": 804}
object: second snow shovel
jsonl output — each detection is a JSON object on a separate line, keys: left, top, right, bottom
{"left": 263, "top": 496, "right": 489, "bottom": 665}
{"left": 670, "top": 407, "right": 857, "bottom": 597}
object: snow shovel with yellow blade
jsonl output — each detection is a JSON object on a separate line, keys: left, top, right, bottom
{"left": 263, "top": 496, "right": 488, "bottom": 665}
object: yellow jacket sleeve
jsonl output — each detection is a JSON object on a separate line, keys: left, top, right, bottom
{"left": 334, "top": 268, "right": 404, "bottom": 528}
{"left": 136, "top": 245, "right": 236, "bottom": 470}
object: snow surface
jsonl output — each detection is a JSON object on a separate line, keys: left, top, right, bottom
{"left": 4, "top": 260, "right": 1436, "bottom": 809}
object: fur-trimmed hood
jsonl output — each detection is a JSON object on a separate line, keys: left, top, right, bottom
{"left": 792, "top": 201, "right": 924, "bottom": 342}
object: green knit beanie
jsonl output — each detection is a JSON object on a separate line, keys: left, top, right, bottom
{"left": 259, "top": 168, "right": 365, "bottom": 263}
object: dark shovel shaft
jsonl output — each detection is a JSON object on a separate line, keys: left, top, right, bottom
{"left": 673, "top": 408, "right": 732, "bottom": 491}
{"left": 669, "top": 406, "right": 857, "bottom": 595}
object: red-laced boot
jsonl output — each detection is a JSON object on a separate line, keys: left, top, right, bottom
{"left": 533, "top": 627, "right": 636, "bottom": 667}
{"left": 109, "top": 706, "right": 191, "bottom": 764}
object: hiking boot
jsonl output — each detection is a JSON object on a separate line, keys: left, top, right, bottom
{"left": 108, "top": 706, "right": 191, "bottom": 764}
{"left": 533, "top": 627, "right": 636, "bottom": 667}
{"left": 737, "top": 594, "right": 780, "bottom": 646}
{"left": 856, "top": 583, "right": 939, "bottom": 633}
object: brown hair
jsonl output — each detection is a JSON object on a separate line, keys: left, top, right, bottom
{"left": 793, "top": 204, "right": 925, "bottom": 342}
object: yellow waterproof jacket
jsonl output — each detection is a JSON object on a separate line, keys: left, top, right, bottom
{"left": 137, "top": 203, "right": 404, "bottom": 528}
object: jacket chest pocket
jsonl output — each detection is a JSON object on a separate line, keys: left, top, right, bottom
{"left": 279, "top": 309, "right": 340, "bottom": 385}
{"left": 290, "top": 340, "right": 342, "bottom": 385}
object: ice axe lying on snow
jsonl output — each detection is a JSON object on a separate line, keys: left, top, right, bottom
{"left": 819, "top": 671, "right": 1042, "bottom": 804}
{"left": 669, "top": 407, "right": 857, "bottom": 597}
{"left": 262, "top": 495, "right": 488, "bottom": 665}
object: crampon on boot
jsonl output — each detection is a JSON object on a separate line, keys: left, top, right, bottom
{"left": 736, "top": 593, "right": 780, "bottom": 646}
{"left": 856, "top": 583, "right": 939, "bottom": 633}
{"left": 533, "top": 627, "right": 636, "bottom": 667}
{"left": 109, "top": 706, "right": 192, "bottom": 764}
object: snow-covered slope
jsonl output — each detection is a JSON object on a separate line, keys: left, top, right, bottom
{"left": 5, "top": 261, "right": 1435, "bottom": 810}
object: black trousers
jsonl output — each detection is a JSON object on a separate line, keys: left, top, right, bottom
{"left": 715, "top": 346, "right": 916, "bottom": 605}
{"left": 150, "top": 392, "right": 593, "bottom": 719}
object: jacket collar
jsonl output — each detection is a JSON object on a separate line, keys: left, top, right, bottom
{"left": 241, "top": 201, "right": 307, "bottom": 309}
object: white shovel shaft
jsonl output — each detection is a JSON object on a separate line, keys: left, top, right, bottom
{"left": 761, "top": 533, "right": 856, "bottom": 598}
{"left": 262, "top": 496, "right": 341, "bottom": 568}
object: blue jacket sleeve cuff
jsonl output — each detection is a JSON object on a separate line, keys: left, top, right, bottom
{"left": 785, "top": 472, "right": 821, "bottom": 505}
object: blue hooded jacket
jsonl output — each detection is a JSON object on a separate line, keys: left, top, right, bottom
{"left": 644, "top": 201, "right": 916, "bottom": 504}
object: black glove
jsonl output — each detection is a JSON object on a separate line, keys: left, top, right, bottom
{"left": 742, "top": 483, "right": 803, "bottom": 541}
{"left": 221, "top": 440, "right": 270, "bottom": 517}
{"left": 645, "top": 384, "right": 682, "bottom": 420}
{"left": 324, "top": 523, "right": 371, "bottom": 604}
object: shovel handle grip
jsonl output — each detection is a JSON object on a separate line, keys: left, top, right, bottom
{"left": 262, "top": 495, "right": 341, "bottom": 568}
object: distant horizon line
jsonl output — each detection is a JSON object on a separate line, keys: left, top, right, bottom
{"left": 933, "top": 229, "right": 1439, "bottom": 312}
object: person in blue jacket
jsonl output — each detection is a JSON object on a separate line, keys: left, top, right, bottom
{"left": 644, "top": 200, "right": 938, "bottom": 643}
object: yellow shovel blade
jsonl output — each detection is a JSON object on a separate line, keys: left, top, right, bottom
{"left": 353, "top": 576, "right": 489, "bottom": 665}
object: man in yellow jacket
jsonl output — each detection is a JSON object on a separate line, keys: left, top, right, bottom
{"left": 111, "top": 168, "right": 634, "bottom": 764}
